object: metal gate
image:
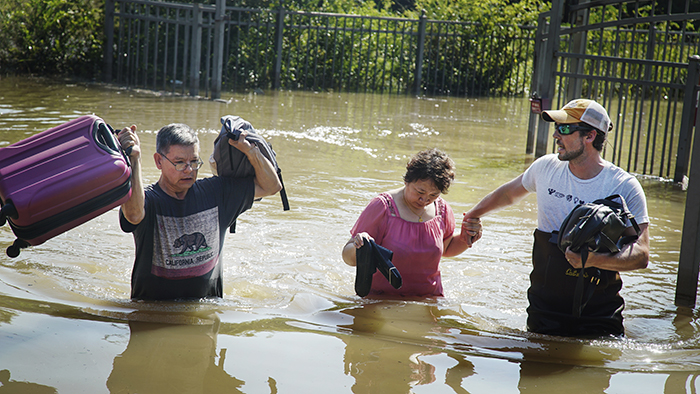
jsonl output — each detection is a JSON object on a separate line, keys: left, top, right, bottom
{"left": 528, "top": 0, "right": 700, "bottom": 182}
{"left": 526, "top": 0, "right": 700, "bottom": 308}
{"left": 103, "top": 0, "right": 536, "bottom": 99}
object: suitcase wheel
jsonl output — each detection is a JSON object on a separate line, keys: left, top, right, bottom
{"left": 6, "top": 244, "right": 20, "bottom": 258}
{"left": 6, "top": 239, "right": 29, "bottom": 258}
{"left": 0, "top": 202, "right": 18, "bottom": 227}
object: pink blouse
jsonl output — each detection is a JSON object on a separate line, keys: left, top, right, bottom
{"left": 350, "top": 192, "right": 456, "bottom": 297}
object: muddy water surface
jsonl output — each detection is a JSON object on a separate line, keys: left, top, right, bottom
{"left": 0, "top": 76, "right": 697, "bottom": 393}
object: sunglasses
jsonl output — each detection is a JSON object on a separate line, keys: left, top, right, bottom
{"left": 555, "top": 124, "right": 593, "bottom": 135}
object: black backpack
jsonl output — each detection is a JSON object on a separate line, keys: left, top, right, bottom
{"left": 209, "top": 115, "right": 289, "bottom": 232}
{"left": 557, "top": 194, "right": 641, "bottom": 317}
{"left": 557, "top": 194, "right": 640, "bottom": 255}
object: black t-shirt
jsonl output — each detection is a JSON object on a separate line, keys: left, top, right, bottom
{"left": 120, "top": 176, "right": 255, "bottom": 300}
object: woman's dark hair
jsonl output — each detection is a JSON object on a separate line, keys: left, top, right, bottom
{"left": 156, "top": 123, "right": 199, "bottom": 155}
{"left": 403, "top": 148, "right": 455, "bottom": 194}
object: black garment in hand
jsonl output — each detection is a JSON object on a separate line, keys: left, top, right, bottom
{"left": 355, "top": 240, "right": 402, "bottom": 297}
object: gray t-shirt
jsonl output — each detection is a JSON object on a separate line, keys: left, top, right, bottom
{"left": 521, "top": 154, "right": 649, "bottom": 233}
{"left": 120, "top": 176, "right": 254, "bottom": 300}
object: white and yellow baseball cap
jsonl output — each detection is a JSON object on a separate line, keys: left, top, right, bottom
{"left": 542, "top": 99, "right": 613, "bottom": 133}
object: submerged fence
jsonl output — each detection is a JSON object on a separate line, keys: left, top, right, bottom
{"left": 103, "top": 0, "right": 536, "bottom": 98}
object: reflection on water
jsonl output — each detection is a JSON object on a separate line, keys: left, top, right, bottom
{"left": 107, "top": 314, "right": 244, "bottom": 394}
{"left": 339, "top": 303, "right": 475, "bottom": 392}
{"left": 0, "top": 76, "right": 698, "bottom": 393}
{"left": 0, "top": 370, "right": 57, "bottom": 394}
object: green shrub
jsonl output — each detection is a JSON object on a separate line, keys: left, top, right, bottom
{"left": 0, "top": 0, "right": 104, "bottom": 76}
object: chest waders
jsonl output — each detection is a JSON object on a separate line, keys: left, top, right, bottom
{"left": 526, "top": 229, "right": 624, "bottom": 337}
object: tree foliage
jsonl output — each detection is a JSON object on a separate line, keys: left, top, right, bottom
{"left": 0, "top": 0, "right": 104, "bottom": 76}
{"left": 410, "top": 0, "right": 545, "bottom": 25}
{"left": 0, "top": 0, "right": 547, "bottom": 86}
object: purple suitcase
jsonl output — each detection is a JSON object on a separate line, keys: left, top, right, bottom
{"left": 0, "top": 115, "right": 132, "bottom": 257}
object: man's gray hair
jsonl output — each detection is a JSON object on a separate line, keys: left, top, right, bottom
{"left": 156, "top": 123, "right": 199, "bottom": 154}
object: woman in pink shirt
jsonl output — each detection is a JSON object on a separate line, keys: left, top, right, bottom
{"left": 342, "top": 149, "right": 482, "bottom": 297}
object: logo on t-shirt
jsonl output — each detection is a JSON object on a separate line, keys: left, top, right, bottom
{"left": 172, "top": 232, "right": 210, "bottom": 256}
{"left": 548, "top": 188, "right": 587, "bottom": 205}
{"left": 152, "top": 207, "right": 220, "bottom": 279}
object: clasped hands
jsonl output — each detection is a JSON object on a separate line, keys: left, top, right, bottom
{"left": 460, "top": 215, "right": 482, "bottom": 247}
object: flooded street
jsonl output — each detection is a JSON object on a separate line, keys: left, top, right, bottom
{"left": 0, "top": 75, "right": 697, "bottom": 393}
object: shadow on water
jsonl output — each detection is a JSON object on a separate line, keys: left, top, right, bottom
{"left": 0, "top": 76, "right": 699, "bottom": 392}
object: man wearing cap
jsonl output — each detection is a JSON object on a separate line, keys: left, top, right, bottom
{"left": 463, "top": 98, "right": 650, "bottom": 337}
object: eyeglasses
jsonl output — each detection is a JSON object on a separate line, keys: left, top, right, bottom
{"left": 555, "top": 124, "right": 593, "bottom": 135}
{"left": 160, "top": 153, "right": 203, "bottom": 171}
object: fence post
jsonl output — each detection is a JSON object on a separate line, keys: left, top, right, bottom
{"left": 674, "top": 55, "right": 700, "bottom": 184}
{"left": 643, "top": 24, "right": 656, "bottom": 99}
{"left": 534, "top": 0, "right": 563, "bottom": 157}
{"left": 190, "top": 3, "right": 203, "bottom": 97}
{"left": 566, "top": 2, "right": 588, "bottom": 100}
{"left": 526, "top": 12, "right": 548, "bottom": 155}
{"left": 211, "top": 0, "right": 226, "bottom": 99}
{"left": 103, "top": 0, "right": 115, "bottom": 83}
{"left": 414, "top": 10, "right": 427, "bottom": 96}
{"left": 674, "top": 55, "right": 700, "bottom": 308}
{"left": 273, "top": 0, "right": 286, "bottom": 90}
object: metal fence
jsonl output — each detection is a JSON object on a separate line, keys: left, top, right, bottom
{"left": 520, "top": 0, "right": 700, "bottom": 307}
{"left": 103, "top": 0, "right": 536, "bottom": 98}
{"left": 528, "top": 0, "right": 700, "bottom": 182}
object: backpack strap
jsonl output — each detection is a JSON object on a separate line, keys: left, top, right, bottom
{"left": 278, "top": 167, "right": 290, "bottom": 211}
{"left": 625, "top": 212, "right": 641, "bottom": 236}
{"left": 228, "top": 168, "right": 288, "bottom": 233}
{"left": 608, "top": 194, "right": 641, "bottom": 234}
{"left": 571, "top": 249, "right": 601, "bottom": 317}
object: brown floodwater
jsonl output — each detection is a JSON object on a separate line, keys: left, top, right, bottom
{"left": 0, "top": 75, "right": 697, "bottom": 393}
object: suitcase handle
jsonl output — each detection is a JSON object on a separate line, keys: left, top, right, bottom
{"left": 94, "top": 121, "right": 132, "bottom": 165}
{"left": 94, "top": 121, "right": 121, "bottom": 154}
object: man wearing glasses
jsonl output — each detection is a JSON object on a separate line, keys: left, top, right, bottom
{"left": 462, "top": 99, "right": 650, "bottom": 337}
{"left": 117, "top": 123, "right": 282, "bottom": 300}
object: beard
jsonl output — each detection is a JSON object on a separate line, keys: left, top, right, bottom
{"left": 558, "top": 141, "right": 585, "bottom": 161}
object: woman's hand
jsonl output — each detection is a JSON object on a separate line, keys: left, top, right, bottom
{"left": 342, "top": 232, "right": 374, "bottom": 266}
{"left": 350, "top": 232, "right": 374, "bottom": 249}
{"left": 444, "top": 217, "right": 482, "bottom": 257}
{"left": 460, "top": 215, "right": 482, "bottom": 245}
